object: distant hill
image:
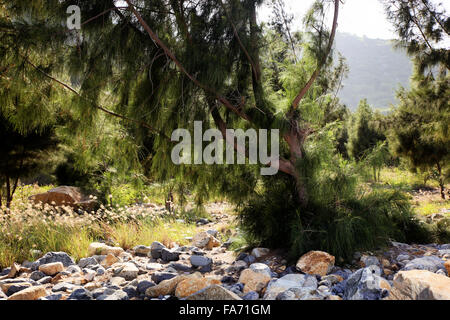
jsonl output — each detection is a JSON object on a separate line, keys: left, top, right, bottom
{"left": 335, "top": 33, "right": 413, "bottom": 111}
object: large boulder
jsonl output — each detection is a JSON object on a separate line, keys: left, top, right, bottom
{"left": 29, "top": 186, "right": 98, "bottom": 211}
{"left": 296, "top": 251, "right": 335, "bottom": 276}
{"left": 388, "top": 270, "right": 450, "bottom": 300}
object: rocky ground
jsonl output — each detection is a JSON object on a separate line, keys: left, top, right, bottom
{"left": 0, "top": 210, "right": 449, "bottom": 301}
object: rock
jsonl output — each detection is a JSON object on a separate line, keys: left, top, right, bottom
{"left": 239, "top": 269, "right": 271, "bottom": 294}
{"left": 296, "top": 251, "right": 335, "bottom": 276}
{"left": 251, "top": 248, "right": 270, "bottom": 258}
{"left": 151, "top": 272, "right": 177, "bottom": 284}
{"left": 88, "top": 242, "right": 124, "bottom": 257}
{"left": 145, "top": 263, "right": 163, "bottom": 271}
{"left": 361, "top": 255, "right": 380, "bottom": 267}
{"left": 42, "top": 294, "right": 62, "bottom": 301}
{"left": 388, "top": 270, "right": 450, "bottom": 300}
{"left": 175, "top": 277, "right": 221, "bottom": 298}
{"left": 276, "top": 287, "right": 321, "bottom": 300}
{"left": 192, "top": 232, "right": 220, "bottom": 249}
{"left": 137, "top": 280, "right": 155, "bottom": 294}
{"left": 226, "top": 260, "right": 248, "bottom": 273}
{"left": 30, "top": 271, "right": 46, "bottom": 281}
{"left": 102, "top": 253, "right": 120, "bottom": 267}
{"left": 146, "top": 274, "right": 200, "bottom": 297}
{"left": 116, "top": 263, "right": 139, "bottom": 280}
{"left": 150, "top": 241, "right": 166, "bottom": 259}
{"left": 52, "top": 282, "right": 77, "bottom": 292}
{"left": 168, "top": 263, "right": 192, "bottom": 272}
{"left": 68, "top": 288, "right": 93, "bottom": 300}
{"left": 249, "top": 263, "right": 272, "bottom": 278}
{"left": 7, "top": 286, "right": 47, "bottom": 300}
{"left": 397, "top": 254, "right": 410, "bottom": 262}
{"left": 184, "top": 285, "right": 242, "bottom": 300}
{"left": 133, "top": 245, "right": 151, "bottom": 256}
{"left": 29, "top": 186, "right": 97, "bottom": 211}
{"left": 445, "top": 261, "right": 450, "bottom": 275}
{"left": 161, "top": 248, "right": 181, "bottom": 262}
{"left": 343, "top": 268, "right": 390, "bottom": 300}
{"left": 403, "top": 256, "right": 445, "bottom": 273}
{"left": 78, "top": 257, "right": 98, "bottom": 269}
{"left": 99, "top": 290, "right": 129, "bottom": 300}
{"left": 31, "top": 252, "right": 75, "bottom": 270}
{"left": 3, "top": 283, "right": 32, "bottom": 296}
{"left": 39, "top": 262, "right": 64, "bottom": 276}
{"left": 263, "top": 274, "right": 317, "bottom": 300}
{"left": 37, "top": 276, "right": 52, "bottom": 285}
{"left": 242, "top": 291, "right": 260, "bottom": 300}
{"left": 66, "top": 265, "right": 82, "bottom": 274}
{"left": 190, "top": 255, "right": 213, "bottom": 268}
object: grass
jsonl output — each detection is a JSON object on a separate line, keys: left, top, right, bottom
{"left": 413, "top": 200, "right": 450, "bottom": 217}
{"left": 0, "top": 194, "right": 197, "bottom": 269}
{"left": 378, "top": 167, "right": 435, "bottom": 191}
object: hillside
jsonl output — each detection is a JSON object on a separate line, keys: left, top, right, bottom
{"left": 335, "top": 33, "right": 413, "bottom": 111}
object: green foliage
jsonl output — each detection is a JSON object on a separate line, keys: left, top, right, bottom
{"left": 346, "top": 99, "right": 386, "bottom": 161}
{"left": 387, "top": 71, "right": 449, "bottom": 198}
{"left": 238, "top": 125, "right": 431, "bottom": 261}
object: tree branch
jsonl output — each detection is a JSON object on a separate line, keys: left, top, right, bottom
{"left": 124, "top": 0, "right": 252, "bottom": 123}
{"left": 289, "top": 0, "right": 340, "bottom": 114}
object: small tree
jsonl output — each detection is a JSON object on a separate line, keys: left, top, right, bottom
{"left": 346, "top": 99, "right": 386, "bottom": 161}
{"left": 387, "top": 72, "right": 449, "bottom": 199}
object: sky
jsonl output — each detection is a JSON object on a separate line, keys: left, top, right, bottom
{"left": 257, "top": 0, "right": 450, "bottom": 41}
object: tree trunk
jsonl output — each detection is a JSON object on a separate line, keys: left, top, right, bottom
{"left": 6, "top": 176, "right": 11, "bottom": 208}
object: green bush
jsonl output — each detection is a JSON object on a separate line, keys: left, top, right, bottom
{"left": 238, "top": 132, "right": 435, "bottom": 262}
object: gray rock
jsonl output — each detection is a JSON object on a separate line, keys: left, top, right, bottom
{"left": 361, "top": 255, "right": 380, "bottom": 267}
{"left": 96, "top": 266, "right": 106, "bottom": 275}
{"left": 42, "top": 294, "right": 62, "bottom": 300}
{"left": 137, "top": 280, "right": 155, "bottom": 294}
{"left": 435, "top": 269, "right": 448, "bottom": 276}
{"left": 98, "top": 290, "right": 129, "bottom": 300}
{"left": 6, "top": 284, "right": 31, "bottom": 296}
{"left": 151, "top": 272, "right": 177, "bottom": 284}
{"left": 117, "top": 262, "right": 139, "bottom": 280}
{"left": 52, "top": 282, "right": 77, "bottom": 292}
{"left": 37, "top": 276, "right": 52, "bottom": 285}
{"left": 403, "top": 256, "right": 445, "bottom": 272}
{"left": 184, "top": 285, "right": 242, "bottom": 300}
{"left": 66, "top": 265, "right": 82, "bottom": 274}
{"left": 249, "top": 263, "right": 272, "bottom": 277}
{"left": 31, "top": 251, "right": 75, "bottom": 270}
{"left": 30, "top": 271, "right": 46, "bottom": 281}
{"left": 263, "top": 274, "right": 317, "bottom": 300}
{"left": 161, "top": 248, "right": 181, "bottom": 262}
{"left": 343, "top": 268, "right": 389, "bottom": 300}
{"left": 242, "top": 291, "right": 260, "bottom": 300}
{"left": 78, "top": 257, "right": 98, "bottom": 268}
{"left": 168, "top": 263, "right": 192, "bottom": 272}
{"left": 276, "top": 287, "right": 320, "bottom": 300}
{"left": 92, "top": 287, "right": 116, "bottom": 299}
{"left": 396, "top": 254, "right": 410, "bottom": 262}
{"left": 150, "top": 241, "right": 166, "bottom": 259}
{"left": 190, "top": 255, "right": 212, "bottom": 268}
{"left": 68, "top": 288, "right": 93, "bottom": 300}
